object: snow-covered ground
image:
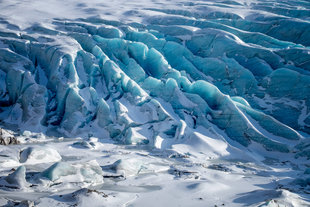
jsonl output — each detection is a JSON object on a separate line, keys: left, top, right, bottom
{"left": 0, "top": 0, "right": 310, "bottom": 206}
{"left": 0, "top": 131, "right": 309, "bottom": 207}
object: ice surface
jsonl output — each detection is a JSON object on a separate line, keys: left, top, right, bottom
{"left": 0, "top": 0, "right": 309, "bottom": 206}
{"left": 0, "top": 17, "right": 307, "bottom": 152}
{"left": 4, "top": 166, "right": 28, "bottom": 188}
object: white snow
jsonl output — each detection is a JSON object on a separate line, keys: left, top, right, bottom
{"left": 0, "top": 0, "right": 309, "bottom": 206}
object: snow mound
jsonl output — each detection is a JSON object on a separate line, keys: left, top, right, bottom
{"left": 19, "top": 147, "right": 61, "bottom": 165}
{"left": 41, "top": 160, "right": 103, "bottom": 184}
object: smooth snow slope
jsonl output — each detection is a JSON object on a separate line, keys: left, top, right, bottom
{"left": 0, "top": 0, "right": 310, "bottom": 206}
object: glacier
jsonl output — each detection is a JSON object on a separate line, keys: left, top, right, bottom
{"left": 0, "top": 0, "right": 310, "bottom": 206}
{"left": 0, "top": 15, "right": 308, "bottom": 153}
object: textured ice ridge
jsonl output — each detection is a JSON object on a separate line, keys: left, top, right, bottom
{"left": 0, "top": 5, "right": 309, "bottom": 154}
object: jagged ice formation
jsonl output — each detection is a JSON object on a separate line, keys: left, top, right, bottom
{"left": 0, "top": 0, "right": 309, "bottom": 157}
